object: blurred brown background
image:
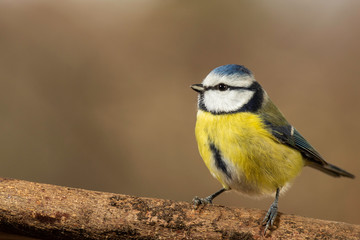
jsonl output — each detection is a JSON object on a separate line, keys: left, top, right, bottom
{"left": 0, "top": 0, "right": 359, "bottom": 225}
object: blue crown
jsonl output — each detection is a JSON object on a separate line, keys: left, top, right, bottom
{"left": 211, "top": 64, "right": 252, "bottom": 76}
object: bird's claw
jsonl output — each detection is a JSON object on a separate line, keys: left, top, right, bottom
{"left": 192, "top": 196, "right": 212, "bottom": 208}
{"left": 262, "top": 203, "right": 278, "bottom": 235}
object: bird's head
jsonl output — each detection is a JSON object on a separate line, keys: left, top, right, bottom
{"left": 191, "top": 64, "right": 264, "bottom": 114}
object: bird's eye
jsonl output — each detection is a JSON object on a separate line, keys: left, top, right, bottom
{"left": 217, "top": 84, "right": 228, "bottom": 91}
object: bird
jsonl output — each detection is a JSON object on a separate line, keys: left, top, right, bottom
{"left": 190, "top": 64, "right": 355, "bottom": 234}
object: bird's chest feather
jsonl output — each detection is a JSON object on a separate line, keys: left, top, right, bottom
{"left": 195, "top": 110, "right": 303, "bottom": 195}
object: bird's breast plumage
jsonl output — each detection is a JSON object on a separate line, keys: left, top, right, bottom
{"left": 195, "top": 110, "right": 304, "bottom": 196}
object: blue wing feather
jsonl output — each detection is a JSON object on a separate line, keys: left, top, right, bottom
{"left": 267, "top": 123, "right": 326, "bottom": 164}
{"left": 292, "top": 128, "right": 325, "bottom": 162}
{"left": 265, "top": 122, "right": 354, "bottom": 178}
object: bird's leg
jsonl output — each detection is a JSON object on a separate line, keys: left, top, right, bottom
{"left": 262, "top": 188, "right": 280, "bottom": 234}
{"left": 192, "top": 188, "right": 226, "bottom": 207}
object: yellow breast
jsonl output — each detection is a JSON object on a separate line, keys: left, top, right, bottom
{"left": 195, "top": 110, "right": 304, "bottom": 196}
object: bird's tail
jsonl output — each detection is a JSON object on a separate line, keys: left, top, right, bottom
{"left": 307, "top": 162, "right": 355, "bottom": 178}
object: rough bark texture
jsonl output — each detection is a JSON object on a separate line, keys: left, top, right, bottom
{"left": 0, "top": 177, "right": 358, "bottom": 240}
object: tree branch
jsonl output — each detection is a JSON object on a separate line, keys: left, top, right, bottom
{"left": 0, "top": 177, "right": 358, "bottom": 239}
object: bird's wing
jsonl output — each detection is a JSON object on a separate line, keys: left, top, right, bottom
{"left": 267, "top": 124, "right": 326, "bottom": 164}
{"left": 266, "top": 122, "right": 355, "bottom": 178}
{"left": 258, "top": 99, "right": 354, "bottom": 178}
{"left": 257, "top": 98, "right": 326, "bottom": 164}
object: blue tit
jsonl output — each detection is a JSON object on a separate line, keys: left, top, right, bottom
{"left": 190, "top": 64, "right": 355, "bottom": 234}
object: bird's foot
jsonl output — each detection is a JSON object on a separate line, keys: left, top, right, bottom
{"left": 262, "top": 202, "right": 278, "bottom": 235}
{"left": 192, "top": 196, "right": 212, "bottom": 207}
{"left": 192, "top": 188, "right": 226, "bottom": 208}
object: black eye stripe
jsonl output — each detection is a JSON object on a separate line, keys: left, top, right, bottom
{"left": 204, "top": 86, "right": 247, "bottom": 91}
{"left": 204, "top": 83, "right": 255, "bottom": 91}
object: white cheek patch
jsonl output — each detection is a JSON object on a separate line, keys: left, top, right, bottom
{"left": 204, "top": 90, "right": 255, "bottom": 113}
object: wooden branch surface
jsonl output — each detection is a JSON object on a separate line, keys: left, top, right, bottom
{"left": 0, "top": 177, "right": 358, "bottom": 240}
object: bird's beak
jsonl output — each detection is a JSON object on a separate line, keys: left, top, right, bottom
{"left": 190, "top": 84, "right": 205, "bottom": 93}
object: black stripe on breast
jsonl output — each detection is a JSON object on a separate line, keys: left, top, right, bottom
{"left": 209, "top": 142, "right": 232, "bottom": 180}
